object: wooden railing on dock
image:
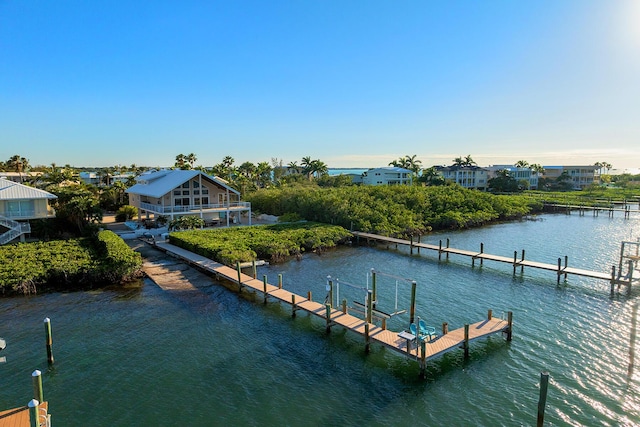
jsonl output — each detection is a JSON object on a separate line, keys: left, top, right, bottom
{"left": 351, "top": 231, "right": 635, "bottom": 289}
{"left": 146, "top": 241, "right": 513, "bottom": 376}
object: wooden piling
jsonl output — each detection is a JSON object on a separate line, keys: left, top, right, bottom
{"left": 513, "top": 251, "right": 518, "bottom": 275}
{"left": 371, "top": 269, "right": 377, "bottom": 309}
{"left": 278, "top": 274, "right": 282, "bottom": 289}
{"left": 28, "top": 399, "right": 39, "bottom": 427}
{"left": 325, "top": 303, "right": 332, "bottom": 332}
{"left": 263, "top": 275, "right": 268, "bottom": 304}
{"left": 507, "top": 311, "right": 513, "bottom": 341}
{"left": 521, "top": 250, "right": 525, "bottom": 274}
{"left": 442, "top": 322, "right": 448, "bottom": 335}
{"left": 629, "top": 303, "right": 637, "bottom": 377}
{"left": 446, "top": 238, "right": 450, "bottom": 260}
{"left": 420, "top": 339, "right": 427, "bottom": 378}
{"left": 364, "top": 323, "right": 370, "bottom": 353}
{"left": 366, "top": 290, "right": 373, "bottom": 324}
{"left": 342, "top": 299, "right": 347, "bottom": 314}
{"left": 487, "top": 309, "right": 492, "bottom": 320}
{"left": 44, "top": 317, "right": 54, "bottom": 365}
{"left": 307, "top": 291, "right": 312, "bottom": 301}
{"left": 564, "top": 256, "right": 568, "bottom": 280}
{"left": 291, "top": 294, "right": 296, "bottom": 317}
{"left": 417, "top": 235, "right": 421, "bottom": 254}
{"left": 438, "top": 240, "right": 442, "bottom": 261}
{"left": 409, "top": 281, "right": 417, "bottom": 325}
{"left": 537, "top": 372, "right": 550, "bottom": 427}
{"left": 611, "top": 265, "right": 616, "bottom": 295}
{"left": 557, "top": 258, "right": 562, "bottom": 284}
{"left": 327, "top": 276, "right": 334, "bottom": 308}
{"left": 463, "top": 324, "right": 470, "bottom": 358}
{"left": 236, "top": 261, "right": 242, "bottom": 288}
{"left": 252, "top": 259, "right": 257, "bottom": 279}
{"left": 480, "top": 243, "right": 484, "bottom": 266}
{"left": 410, "top": 234, "right": 413, "bottom": 254}
{"left": 32, "top": 369, "right": 43, "bottom": 403}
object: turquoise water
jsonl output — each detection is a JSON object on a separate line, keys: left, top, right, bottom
{"left": 1, "top": 213, "right": 639, "bottom": 426}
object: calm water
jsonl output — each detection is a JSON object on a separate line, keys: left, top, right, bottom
{"left": 1, "top": 213, "right": 640, "bottom": 426}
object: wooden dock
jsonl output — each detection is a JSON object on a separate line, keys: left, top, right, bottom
{"left": 543, "top": 203, "right": 639, "bottom": 218}
{"left": 0, "top": 402, "right": 48, "bottom": 427}
{"left": 145, "top": 241, "right": 512, "bottom": 374}
{"left": 351, "top": 231, "right": 635, "bottom": 288}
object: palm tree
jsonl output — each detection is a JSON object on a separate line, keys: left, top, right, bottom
{"left": 515, "top": 160, "right": 529, "bottom": 168}
{"left": 7, "top": 155, "right": 29, "bottom": 182}
{"left": 463, "top": 155, "right": 476, "bottom": 166}
{"left": 530, "top": 163, "right": 545, "bottom": 175}
{"left": 301, "top": 156, "right": 314, "bottom": 180}
{"left": 311, "top": 159, "right": 328, "bottom": 178}
{"left": 256, "top": 162, "right": 273, "bottom": 188}
{"left": 186, "top": 153, "right": 197, "bottom": 169}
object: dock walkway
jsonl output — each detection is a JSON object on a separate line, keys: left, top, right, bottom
{"left": 352, "top": 231, "right": 619, "bottom": 284}
{"left": 147, "top": 241, "right": 512, "bottom": 373}
{"left": 0, "top": 402, "right": 48, "bottom": 427}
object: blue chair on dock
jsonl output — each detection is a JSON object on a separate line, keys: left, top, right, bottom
{"left": 419, "top": 319, "right": 437, "bottom": 341}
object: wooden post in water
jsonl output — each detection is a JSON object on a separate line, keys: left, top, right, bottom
{"left": 409, "top": 281, "right": 417, "bottom": 325}
{"left": 521, "top": 250, "right": 525, "bottom": 274}
{"left": 371, "top": 269, "right": 377, "bottom": 309}
{"left": 557, "top": 258, "right": 562, "bottom": 285}
{"left": 480, "top": 243, "right": 484, "bottom": 266}
{"left": 236, "top": 261, "right": 242, "bottom": 288}
{"left": 629, "top": 303, "right": 637, "bottom": 377}
{"left": 564, "top": 256, "right": 568, "bottom": 281}
{"left": 252, "top": 260, "right": 257, "bottom": 279}
{"left": 537, "top": 372, "right": 550, "bottom": 427}
{"left": 513, "top": 251, "right": 518, "bottom": 275}
{"left": 325, "top": 303, "right": 332, "bottom": 333}
{"left": 420, "top": 339, "right": 427, "bottom": 378}
{"left": 463, "top": 324, "right": 470, "bottom": 358}
{"left": 611, "top": 265, "right": 616, "bottom": 295}
{"left": 438, "top": 240, "right": 443, "bottom": 261}
{"left": 308, "top": 291, "right": 312, "bottom": 301}
{"left": 342, "top": 299, "right": 347, "bottom": 314}
{"left": 442, "top": 322, "right": 448, "bottom": 335}
{"left": 327, "top": 276, "right": 334, "bottom": 308}
{"left": 487, "top": 309, "right": 492, "bottom": 320}
{"left": 507, "top": 311, "right": 513, "bottom": 341}
{"left": 417, "top": 235, "right": 421, "bottom": 254}
{"left": 44, "top": 317, "right": 54, "bottom": 365}
{"left": 446, "top": 238, "right": 450, "bottom": 260}
{"left": 366, "top": 289, "right": 373, "bottom": 324}
{"left": 278, "top": 274, "right": 283, "bottom": 289}
{"left": 291, "top": 295, "right": 296, "bottom": 317}
{"left": 32, "top": 369, "right": 43, "bottom": 403}
{"left": 262, "top": 275, "right": 268, "bottom": 304}
{"left": 28, "top": 399, "right": 39, "bottom": 427}
{"left": 364, "top": 323, "right": 370, "bottom": 353}
{"left": 628, "top": 260, "right": 634, "bottom": 296}
{"left": 410, "top": 234, "right": 413, "bottom": 255}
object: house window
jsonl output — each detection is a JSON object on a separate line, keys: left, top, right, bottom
{"left": 194, "top": 198, "right": 201, "bottom": 206}
{"left": 182, "top": 190, "right": 189, "bottom": 195}
{"left": 202, "top": 189, "right": 209, "bottom": 195}
{"left": 193, "top": 190, "right": 200, "bottom": 195}
{"left": 182, "top": 182, "right": 190, "bottom": 188}
{"left": 193, "top": 181, "right": 200, "bottom": 188}
{"left": 173, "top": 190, "right": 181, "bottom": 196}
{"left": 202, "top": 197, "right": 209, "bottom": 205}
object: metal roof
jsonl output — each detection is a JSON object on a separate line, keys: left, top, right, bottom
{"left": 0, "top": 178, "right": 57, "bottom": 200}
{"left": 125, "top": 169, "right": 240, "bottom": 198}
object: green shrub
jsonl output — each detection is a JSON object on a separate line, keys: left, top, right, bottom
{"left": 115, "top": 205, "right": 138, "bottom": 222}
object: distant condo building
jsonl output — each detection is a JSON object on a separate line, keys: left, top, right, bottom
{"left": 486, "top": 165, "right": 539, "bottom": 190}
{"left": 435, "top": 165, "right": 488, "bottom": 191}
{"left": 360, "top": 167, "right": 413, "bottom": 186}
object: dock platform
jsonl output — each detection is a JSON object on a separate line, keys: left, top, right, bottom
{"left": 146, "top": 241, "right": 512, "bottom": 374}
{"left": 352, "top": 231, "right": 630, "bottom": 286}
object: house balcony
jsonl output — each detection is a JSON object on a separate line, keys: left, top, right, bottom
{"left": 2, "top": 209, "right": 56, "bottom": 220}
{"left": 139, "top": 201, "right": 251, "bottom": 215}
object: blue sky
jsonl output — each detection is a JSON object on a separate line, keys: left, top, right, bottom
{"left": 1, "top": 0, "right": 639, "bottom": 170}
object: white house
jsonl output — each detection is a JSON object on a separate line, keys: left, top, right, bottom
{"left": 542, "top": 166, "right": 599, "bottom": 190}
{"left": 361, "top": 167, "right": 413, "bottom": 186}
{"left": 0, "top": 178, "right": 57, "bottom": 244}
{"left": 435, "top": 166, "right": 489, "bottom": 190}
{"left": 125, "top": 169, "right": 251, "bottom": 226}
{"left": 486, "top": 165, "right": 539, "bottom": 190}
